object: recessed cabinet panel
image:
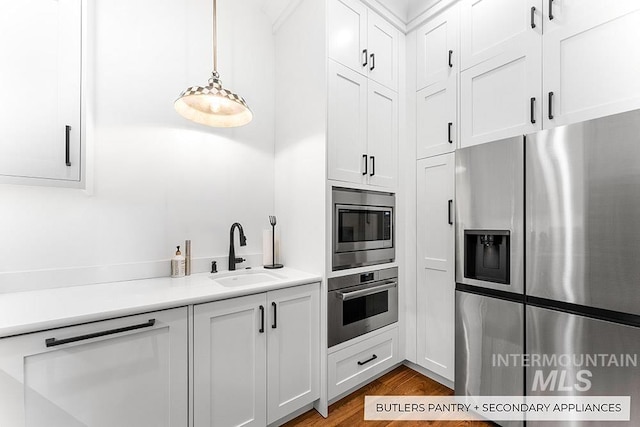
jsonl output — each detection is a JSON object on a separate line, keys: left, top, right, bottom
{"left": 328, "top": 0, "right": 368, "bottom": 73}
{"left": 416, "top": 154, "right": 455, "bottom": 381}
{"left": 328, "top": 60, "right": 368, "bottom": 184}
{"left": 367, "top": 12, "right": 399, "bottom": 91}
{"left": 417, "top": 79, "right": 456, "bottom": 158}
{"left": 460, "top": 49, "right": 541, "bottom": 148}
{"left": 461, "top": 0, "right": 542, "bottom": 71}
{"left": 367, "top": 81, "right": 398, "bottom": 188}
{"left": 416, "top": 3, "right": 459, "bottom": 91}
{"left": 0, "top": 0, "right": 81, "bottom": 182}
{"left": 543, "top": 1, "right": 640, "bottom": 128}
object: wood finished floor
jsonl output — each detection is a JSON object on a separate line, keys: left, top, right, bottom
{"left": 284, "top": 365, "right": 493, "bottom": 427}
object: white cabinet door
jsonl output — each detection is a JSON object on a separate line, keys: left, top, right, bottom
{"left": 328, "top": 0, "right": 368, "bottom": 74}
{"left": 543, "top": 0, "right": 640, "bottom": 128}
{"left": 267, "top": 283, "right": 320, "bottom": 424}
{"left": 416, "top": 3, "right": 459, "bottom": 91}
{"left": 460, "top": 45, "right": 541, "bottom": 147}
{"left": 417, "top": 79, "right": 457, "bottom": 159}
{"left": 0, "top": 308, "right": 188, "bottom": 427}
{"left": 367, "top": 81, "right": 398, "bottom": 188}
{"left": 0, "top": 0, "right": 81, "bottom": 182}
{"left": 367, "top": 12, "right": 399, "bottom": 91}
{"left": 416, "top": 154, "right": 455, "bottom": 381}
{"left": 194, "top": 294, "right": 267, "bottom": 427}
{"left": 460, "top": 0, "right": 542, "bottom": 71}
{"left": 328, "top": 60, "right": 368, "bottom": 185}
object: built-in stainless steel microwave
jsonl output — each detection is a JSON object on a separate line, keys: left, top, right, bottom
{"left": 332, "top": 187, "right": 395, "bottom": 271}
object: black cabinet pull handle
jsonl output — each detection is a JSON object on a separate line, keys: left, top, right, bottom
{"left": 45, "top": 319, "right": 156, "bottom": 347}
{"left": 370, "top": 53, "right": 375, "bottom": 71}
{"left": 362, "top": 49, "right": 368, "bottom": 67}
{"left": 531, "top": 6, "right": 536, "bottom": 28}
{"left": 530, "top": 97, "right": 536, "bottom": 124}
{"left": 362, "top": 154, "right": 368, "bottom": 175}
{"left": 448, "top": 200, "right": 453, "bottom": 225}
{"left": 369, "top": 156, "right": 375, "bottom": 177}
{"left": 549, "top": 0, "right": 554, "bottom": 20}
{"left": 259, "top": 305, "right": 265, "bottom": 333}
{"left": 65, "top": 125, "right": 71, "bottom": 167}
{"left": 271, "top": 302, "right": 277, "bottom": 329}
{"left": 548, "top": 92, "right": 554, "bottom": 120}
{"left": 357, "top": 354, "right": 378, "bottom": 366}
{"left": 448, "top": 122, "right": 453, "bottom": 144}
{"left": 448, "top": 50, "right": 453, "bottom": 68}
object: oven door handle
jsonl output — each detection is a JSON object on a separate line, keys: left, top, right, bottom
{"left": 337, "top": 282, "right": 397, "bottom": 301}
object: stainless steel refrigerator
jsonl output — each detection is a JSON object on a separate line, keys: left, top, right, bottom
{"left": 455, "top": 109, "right": 640, "bottom": 426}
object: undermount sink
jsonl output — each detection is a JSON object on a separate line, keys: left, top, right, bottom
{"left": 210, "top": 269, "right": 286, "bottom": 287}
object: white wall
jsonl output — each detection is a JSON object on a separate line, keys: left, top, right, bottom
{"left": 0, "top": 0, "right": 276, "bottom": 292}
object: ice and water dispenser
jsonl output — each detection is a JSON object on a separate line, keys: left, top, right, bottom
{"left": 464, "top": 230, "right": 510, "bottom": 285}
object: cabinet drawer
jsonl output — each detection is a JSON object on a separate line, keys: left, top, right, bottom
{"left": 328, "top": 326, "right": 398, "bottom": 400}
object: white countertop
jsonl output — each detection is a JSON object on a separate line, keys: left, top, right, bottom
{"left": 0, "top": 267, "right": 321, "bottom": 338}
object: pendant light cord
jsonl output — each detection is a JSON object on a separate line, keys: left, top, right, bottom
{"left": 212, "top": 0, "right": 218, "bottom": 72}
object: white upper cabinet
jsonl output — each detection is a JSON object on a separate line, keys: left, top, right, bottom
{"left": 0, "top": 308, "right": 188, "bottom": 427}
{"left": 328, "top": 60, "right": 398, "bottom": 189}
{"left": 328, "top": 61, "right": 369, "bottom": 184}
{"left": 367, "top": 81, "right": 398, "bottom": 188}
{"left": 417, "top": 79, "right": 457, "bottom": 158}
{"left": 542, "top": 0, "right": 640, "bottom": 128}
{"left": 0, "top": 0, "right": 82, "bottom": 184}
{"left": 459, "top": 0, "right": 542, "bottom": 147}
{"left": 328, "top": 0, "right": 399, "bottom": 91}
{"left": 460, "top": 0, "right": 542, "bottom": 71}
{"left": 416, "top": 4, "right": 459, "bottom": 91}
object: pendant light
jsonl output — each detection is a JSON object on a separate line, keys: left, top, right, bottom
{"left": 174, "top": 0, "right": 253, "bottom": 127}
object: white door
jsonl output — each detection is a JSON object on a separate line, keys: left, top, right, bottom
{"left": 0, "top": 0, "right": 81, "bottom": 181}
{"left": 460, "top": 0, "right": 542, "bottom": 71}
{"left": 367, "top": 81, "right": 398, "bottom": 188}
{"left": 416, "top": 78, "right": 457, "bottom": 159}
{"left": 460, "top": 44, "right": 541, "bottom": 147}
{"left": 416, "top": 154, "right": 455, "bottom": 381}
{"left": 367, "top": 11, "right": 399, "bottom": 91}
{"left": 328, "top": 0, "right": 368, "bottom": 74}
{"left": 328, "top": 60, "right": 368, "bottom": 184}
{"left": 543, "top": 0, "right": 640, "bottom": 128}
{"left": 0, "top": 308, "right": 188, "bottom": 427}
{"left": 194, "top": 294, "right": 267, "bottom": 427}
{"left": 416, "top": 3, "right": 459, "bottom": 91}
{"left": 267, "top": 283, "right": 320, "bottom": 424}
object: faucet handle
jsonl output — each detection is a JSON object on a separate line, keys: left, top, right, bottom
{"left": 235, "top": 257, "right": 246, "bottom": 264}
{"left": 211, "top": 260, "right": 218, "bottom": 273}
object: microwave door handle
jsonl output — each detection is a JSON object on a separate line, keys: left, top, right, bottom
{"left": 337, "top": 282, "right": 397, "bottom": 301}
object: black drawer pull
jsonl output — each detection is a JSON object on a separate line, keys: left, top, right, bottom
{"left": 369, "top": 156, "right": 375, "bottom": 177}
{"left": 370, "top": 53, "right": 375, "bottom": 71}
{"left": 448, "top": 50, "right": 453, "bottom": 68}
{"left": 530, "top": 97, "right": 536, "bottom": 124}
{"left": 531, "top": 6, "right": 536, "bottom": 28}
{"left": 65, "top": 125, "right": 71, "bottom": 167}
{"left": 271, "top": 302, "right": 277, "bottom": 329}
{"left": 358, "top": 354, "right": 378, "bottom": 366}
{"left": 45, "top": 319, "right": 156, "bottom": 347}
{"left": 448, "top": 200, "right": 453, "bottom": 225}
{"left": 259, "top": 305, "right": 265, "bottom": 333}
{"left": 549, "top": 0, "right": 554, "bottom": 20}
{"left": 362, "top": 154, "right": 368, "bottom": 175}
{"left": 362, "top": 49, "right": 368, "bottom": 67}
{"left": 548, "top": 91, "right": 554, "bottom": 120}
{"left": 448, "top": 122, "right": 453, "bottom": 144}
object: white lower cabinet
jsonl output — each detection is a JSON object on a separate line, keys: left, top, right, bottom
{"left": 328, "top": 326, "right": 398, "bottom": 401}
{"left": 193, "top": 283, "right": 320, "bottom": 426}
{"left": 0, "top": 308, "right": 189, "bottom": 427}
{"left": 416, "top": 154, "right": 455, "bottom": 381}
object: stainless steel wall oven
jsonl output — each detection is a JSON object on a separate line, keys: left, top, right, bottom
{"left": 332, "top": 187, "right": 395, "bottom": 271}
{"left": 328, "top": 267, "right": 398, "bottom": 347}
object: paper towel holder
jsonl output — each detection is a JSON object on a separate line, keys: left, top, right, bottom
{"left": 264, "top": 215, "right": 283, "bottom": 269}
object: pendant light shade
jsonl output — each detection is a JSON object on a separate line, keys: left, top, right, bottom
{"left": 175, "top": 0, "right": 252, "bottom": 127}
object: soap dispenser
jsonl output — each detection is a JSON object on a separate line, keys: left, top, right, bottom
{"left": 171, "top": 246, "right": 186, "bottom": 278}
